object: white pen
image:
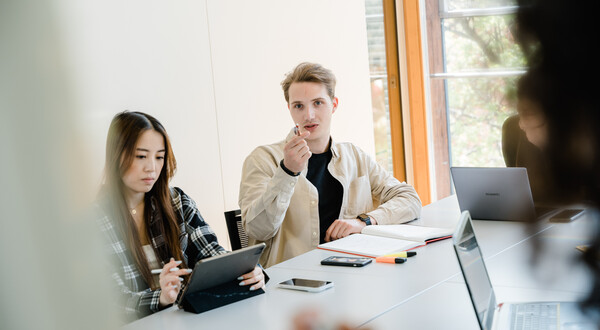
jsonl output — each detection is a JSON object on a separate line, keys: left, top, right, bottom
{"left": 151, "top": 260, "right": 184, "bottom": 274}
{"left": 151, "top": 267, "right": 181, "bottom": 274}
{"left": 150, "top": 267, "right": 192, "bottom": 274}
{"left": 150, "top": 267, "right": 179, "bottom": 274}
{"left": 294, "top": 123, "right": 300, "bottom": 136}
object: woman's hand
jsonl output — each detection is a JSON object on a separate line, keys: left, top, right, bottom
{"left": 237, "top": 266, "right": 265, "bottom": 291}
{"left": 158, "top": 258, "right": 192, "bottom": 307}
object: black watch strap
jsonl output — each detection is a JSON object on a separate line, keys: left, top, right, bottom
{"left": 280, "top": 159, "right": 300, "bottom": 177}
{"left": 357, "top": 213, "right": 372, "bottom": 226}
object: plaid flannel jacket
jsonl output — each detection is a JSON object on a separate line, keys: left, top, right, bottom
{"left": 95, "top": 187, "right": 226, "bottom": 322}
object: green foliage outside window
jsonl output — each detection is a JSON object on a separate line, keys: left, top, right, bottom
{"left": 444, "top": 14, "right": 525, "bottom": 166}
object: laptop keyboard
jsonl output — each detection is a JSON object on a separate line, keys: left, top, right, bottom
{"left": 510, "top": 303, "right": 559, "bottom": 330}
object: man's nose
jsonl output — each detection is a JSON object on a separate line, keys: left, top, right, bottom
{"left": 306, "top": 106, "right": 316, "bottom": 121}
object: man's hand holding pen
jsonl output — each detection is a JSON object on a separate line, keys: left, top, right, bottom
{"left": 283, "top": 124, "right": 311, "bottom": 174}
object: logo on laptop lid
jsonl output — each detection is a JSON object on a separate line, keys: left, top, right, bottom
{"left": 485, "top": 192, "right": 500, "bottom": 196}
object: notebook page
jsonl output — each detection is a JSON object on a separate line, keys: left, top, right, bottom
{"left": 317, "top": 234, "right": 421, "bottom": 257}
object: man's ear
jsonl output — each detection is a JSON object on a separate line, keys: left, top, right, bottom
{"left": 332, "top": 97, "right": 339, "bottom": 114}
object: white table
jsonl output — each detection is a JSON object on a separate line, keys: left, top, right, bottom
{"left": 366, "top": 201, "right": 595, "bottom": 329}
{"left": 122, "top": 196, "right": 595, "bottom": 329}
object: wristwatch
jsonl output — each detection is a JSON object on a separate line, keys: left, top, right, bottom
{"left": 356, "top": 213, "right": 372, "bottom": 226}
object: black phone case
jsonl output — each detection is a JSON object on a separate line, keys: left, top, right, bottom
{"left": 320, "top": 257, "right": 372, "bottom": 267}
{"left": 549, "top": 209, "right": 584, "bottom": 223}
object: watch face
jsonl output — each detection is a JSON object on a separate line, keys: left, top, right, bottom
{"left": 358, "top": 214, "right": 371, "bottom": 225}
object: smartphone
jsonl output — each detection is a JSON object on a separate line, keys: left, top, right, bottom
{"left": 278, "top": 278, "right": 334, "bottom": 292}
{"left": 321, "top": 256, "right": 372, "bottom": 267}
{"left": 549, "top": 209, "right": 585, "bottom": 223}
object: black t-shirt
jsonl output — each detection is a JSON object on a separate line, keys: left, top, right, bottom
{"left": 306, "top": 149, "right": 343, "bottom": 243}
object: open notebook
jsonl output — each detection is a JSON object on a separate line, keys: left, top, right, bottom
{"left": 317, "top": 224, "right": 453, "bottom": 258}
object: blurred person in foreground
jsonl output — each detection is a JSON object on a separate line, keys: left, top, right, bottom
{"left": 94, "top": 111, "right": 265, "bottom": 322}
{"left": 517, "top": 0, "right": 600, "bottom": 319}
{"left": 2, "top": 1, "right": 116, "bottom": 329}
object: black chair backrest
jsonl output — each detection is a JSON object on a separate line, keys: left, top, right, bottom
{"left": 224, "top": 209, "right": 249, "bottom": 251}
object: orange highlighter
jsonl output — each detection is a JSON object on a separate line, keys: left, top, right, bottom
{"left": 375, "top": 257, "right": 406, "bottom": 264}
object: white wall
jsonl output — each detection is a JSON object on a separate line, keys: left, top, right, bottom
{"left": 207, "top": 0, "right": 375, "bottom": 213}
{"left": 55, "top": 0, "right": 374, "bottom": 250}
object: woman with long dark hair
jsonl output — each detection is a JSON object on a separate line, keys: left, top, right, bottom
{"left": 95, "top": 111, "right": 265, "bottom": 321}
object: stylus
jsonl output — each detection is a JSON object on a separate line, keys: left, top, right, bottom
{"left": 151, "top": 268, "right": 177, "bottom": 274}
{"left": 151, "top": 267, "right": 191, "bottom": 274}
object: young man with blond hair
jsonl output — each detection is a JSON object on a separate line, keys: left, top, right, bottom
{"left": 239, "top": 62, "right": 421, "bottom": 267}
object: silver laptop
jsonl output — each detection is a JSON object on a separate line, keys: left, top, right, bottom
{"left": 453, "top": 211, "right": 594, "bottom": 330}
{"left": 451, "top": 167, "right": 555, "bottom": 221}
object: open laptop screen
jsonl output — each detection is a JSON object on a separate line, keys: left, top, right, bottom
{"left": 453, "top": 211, "right": 497, "bottom": 330}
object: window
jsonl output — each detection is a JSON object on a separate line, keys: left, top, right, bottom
{"left": 365, "top": 0, "right": 405, "bottom": 181}
{"left": 365, "top": 0, "right": 393, "bottom": 172}
{"left": 424, "top": 0, "right": 526, "bottom": 199}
